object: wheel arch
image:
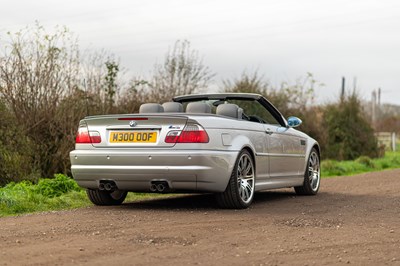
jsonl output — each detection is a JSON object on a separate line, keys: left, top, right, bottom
{"left": 312, "top": 143, "right": 321, "bottom": 159}
{"left": 300, "top": 140, "right": 321, "bottom": 174}
{"left": 241, "top": 146, "right": 256, "bottom": 174}
{"left": 295, "top": 141, "right": 321, "bottom": 195}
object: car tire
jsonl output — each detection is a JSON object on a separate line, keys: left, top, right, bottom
{"left": 295, "top": 148, "right": 320, "bottom": 195}
{"left": 216, "top": 149, "right": 255, "bottom": 209}
{"left": 86, "top": 189, "right": 128, "bottom": 206}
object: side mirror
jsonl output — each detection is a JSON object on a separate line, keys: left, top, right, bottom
{"left": 287, "top": 116, "right": 302, "bottom": 128}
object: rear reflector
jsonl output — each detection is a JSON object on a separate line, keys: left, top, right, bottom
{"left": 165, "top": 123, "right": 209, "bottom": 143}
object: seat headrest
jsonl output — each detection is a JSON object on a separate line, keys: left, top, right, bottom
{"left": 139, "top": 103, "right": 164, "bottom": 113}
{"left": 186, "top": 102, "right": 212, "bottom": 113}
{"left": 162, "top": 102, "right": 184, "bottom": 113}
{"left": 216, "top": 103, "right": 242, "bottom": 119}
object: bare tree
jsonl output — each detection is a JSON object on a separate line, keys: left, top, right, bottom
{"left": 0, "top": 24, "right": 80, "bottom": 176}
{"left": 79, "top": 49, "right": 122, "bottom": 115}
{"left": 0, "top": 24, "right": 78, "bottom": 123}
{"left": 150, "top": 40, "right": 214, "bottom": 102}
{"left": 0, "top": 24, "right": 122, "bottom": 178}
{"left": 117, "top": 78, "right": 150, "bottom": 113}
{"left": 223, "top": 71, "right": 270, "bottom": 94}
{"left": 224, "top": 71, "right": 320, "bottom": 116}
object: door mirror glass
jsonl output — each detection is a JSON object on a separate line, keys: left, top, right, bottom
{"left": 287, "top": 116, "right": 302, "bottom": 128}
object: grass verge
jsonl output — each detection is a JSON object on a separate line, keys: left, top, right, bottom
{"left": 322, "top": 151, "right": 400, "bottom": 177}
{"left": 0, "top": 174, "right": 170, "bottom": 217}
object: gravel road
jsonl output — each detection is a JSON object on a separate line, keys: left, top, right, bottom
{"left": 1, "top": 169, "right": 399, "bottom": 265}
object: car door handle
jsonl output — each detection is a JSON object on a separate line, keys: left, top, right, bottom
{"left": 265, "top": 128, "right": 273, "bottom": 135}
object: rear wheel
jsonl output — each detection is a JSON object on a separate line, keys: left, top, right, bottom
{"left": 86, "top": 189, "right": 127, "bottom": 206}
{"left": 295, "top": 148, "right": 320, "bottom": 195}
{"left": 216, "top": 150, "right": 255, "bottom": 209}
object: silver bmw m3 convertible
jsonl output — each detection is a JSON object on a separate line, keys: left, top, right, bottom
{"left": 70, "top": 93, "right": 320, "bottom": 209}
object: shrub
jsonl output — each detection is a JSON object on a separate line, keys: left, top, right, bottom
{"left": 323, "top": 93, "right": 379, "bottom": 160}
{"left": 0, "top": 24, "right": 126, "bottom": 181}
{"left": 355, "top": 156, "right": 375, "bottom": 168}
{"left": 0, "top": 175, "right": 87, "bottom": 216}
{"left": 0, "top": 101, "right": 39, "bottom": 185}
{"left": 380, "top": 162, "right": 390, "bottom": 169}
{"left": 321, "top": 160, "right": 347, "bottom": 176}
{"left": 34, "top": 174, "right": 82, "bottom": 198}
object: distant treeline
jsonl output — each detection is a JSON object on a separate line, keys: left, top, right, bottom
{"left": 0, "top": 24, "right": 384, "bottom": 185}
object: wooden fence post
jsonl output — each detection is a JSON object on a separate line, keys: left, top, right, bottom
{"left": 392, "top": 132, "right": 396, "bottom": 152}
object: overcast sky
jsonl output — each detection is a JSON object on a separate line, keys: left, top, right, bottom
{"left": 1, "top": 0, "right": 399, "bottom": 105}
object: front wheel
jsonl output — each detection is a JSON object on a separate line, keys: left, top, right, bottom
{"left": 216, "top": 150, "right": 255, "bottom": 209}
{"left": 294, "top": 148, "right": 320, "bottom": 195}
{"left": 86, "top": 189, "right": 127, "bottom": 206}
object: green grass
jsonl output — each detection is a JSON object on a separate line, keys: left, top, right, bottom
{"left": 0, "top": 174, "right": 87, "bottom": 217}
{"left": 322, "top": 150, "right": 400, "bottom": 177}
{"left": 0, "top": 174, "right": 170, "bottom": 217}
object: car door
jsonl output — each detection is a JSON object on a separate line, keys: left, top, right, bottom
{"left": 229, "top": 98, "right": 305, "bottom": 181}
{"left": 264, "top": 124, "right": 305, "bottom": 178}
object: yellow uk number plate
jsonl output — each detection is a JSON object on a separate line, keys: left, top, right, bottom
{"left": 109, "top": 131, "right": 157, "bottom": 143}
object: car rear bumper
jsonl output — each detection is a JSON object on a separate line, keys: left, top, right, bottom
{"left": 70, "top": 149, "right": 238, "bottom": 192}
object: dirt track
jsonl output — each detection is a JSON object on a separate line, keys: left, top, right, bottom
{"left": 1, "top": 170, "right": 399, "bottom": 265}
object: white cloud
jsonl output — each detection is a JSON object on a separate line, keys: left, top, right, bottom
{"left": 1, "top": 0, "right": 399, "bottom": 104}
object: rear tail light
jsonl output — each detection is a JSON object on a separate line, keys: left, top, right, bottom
{"left": 75, "top": 125, "right": 101, "bottom": 144}
{"left": 165, "top": 123, "right": 209, "bottom": 143}
{"left": 165, "top": 131, "right": 181, "bottom": 143}
{"left": 88, "top": 131, "right": 101, "bottom": 143}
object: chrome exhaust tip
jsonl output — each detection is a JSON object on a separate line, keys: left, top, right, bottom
{"left": 150, "top": 181, "right": 170, "bottom": 192}
{"left": 104, "top": 183, "right": 113, "bottom": 191}
{"left": 99, "top": 180, "right": 117, "bottom": 192}
{"left": 157, "top": 184, "right": 165, "bottom": 192}
{"left": 150, "top": 184, "right": 158, "bottom": 192}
